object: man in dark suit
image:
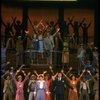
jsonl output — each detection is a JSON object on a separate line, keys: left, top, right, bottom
{"left": 53, "top": 72, "right": 71, "bottom": 100}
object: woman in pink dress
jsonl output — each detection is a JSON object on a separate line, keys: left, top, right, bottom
{"left": 12, "top": 70, "right": 30, "bottom": 100}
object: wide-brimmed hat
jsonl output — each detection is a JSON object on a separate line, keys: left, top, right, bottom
{"left": 30, "top": 74, "right": 36, "bottom": 79}
{"left": 17, "top": 75, "right": 22, "bottom": 79}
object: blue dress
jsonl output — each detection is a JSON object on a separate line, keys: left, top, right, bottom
{"left": 38, "top": 35, "right": 44, "bottom": 53}
{"left": 34, "top": 80, "right": 48, "bottom": 100}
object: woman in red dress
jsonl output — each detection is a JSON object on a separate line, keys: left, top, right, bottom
{"left": 44, "top": 74, "right": 51, "bottom": 100}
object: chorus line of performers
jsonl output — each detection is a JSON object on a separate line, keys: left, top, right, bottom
{"left": 1, "top": 64, "right": 99, "bottom": 100}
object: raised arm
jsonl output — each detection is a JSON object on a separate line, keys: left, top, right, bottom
{"left": 25, "top": 30, "right": 35, "bottom": 41}
{"left": 80, "top": 57, "right": 87, "bottom": 69}
{"left": 42, "top": 25, "right": 49, "bottom": 36}
{"left": 49, "top": 65, "right": 55, "bottom": 75}
{"left": 42, "top": 70, "right": 47, "bottom": 78}
{"left": 53, "top": 20, "right": 59, "bottom": 28}
{"left": 1, "top": 70, "right": 9, "bottom": 79}
{"left": 11, "top": 70, "right": 17, "bottom": 84}
{"left": 57, "top": 32, "right": 63, "bottom": 43}
{"left": 87, "top": 70, "right": 96, "bottom": 82}
{"left": 28, "top": 16, "right": 38, "bottom": 34}
{"left": 11, "top": 16, "right": 17, "bottom": 24}
{"left": 67, "top": 16, "right": 74, "bottom": 25}
{"left": 87, "top": 21, "right": 92, "bottom": 29}
{"left": 34, "top": 70, "right": 39, "bottom": 77}
{"left": 79, "top": 18, "right": 85, "bottom": 27}
{"left": 66, "top": 67, "right": 72, "bottom": 76}
{"left": 52, "top": 72, "right": 58, "bottom": 80}
{"left": 68, "top": 16, "right": 75, "bottom": 27}
{"left": 23, "top": 72, "right": 30, "bottom": 84}
{"left": 77, "top": 69, "right": 86, "bottom": 82}
{"left": 47, "top": 20, "right": 59, "bottom": 33}
{"left": 61, "top": 70, "right": 71, "bottom": 82}
{"left": 11, "top": 16, "right": 16, "bottom": 28}
{"left": 45, "top": 21, "right": 51, "bottom": 27}
{"left": 52, "top": 28, "right": 60, "bottom": 37}
{"left": 35, "top": 19, "right": 43, "bottom": 28}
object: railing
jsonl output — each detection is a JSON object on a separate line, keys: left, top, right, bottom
{"left": 24, "top": 49, "right": 62, "bottom": 66}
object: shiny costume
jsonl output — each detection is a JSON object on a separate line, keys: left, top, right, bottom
{"left": 65, "top": 76, "right": 81, "bottom": 100}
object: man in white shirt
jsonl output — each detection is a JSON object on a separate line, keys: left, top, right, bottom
{"left": 79, "top": 77, "right": 90, "bottom": 100}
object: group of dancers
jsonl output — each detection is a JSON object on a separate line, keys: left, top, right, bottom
{"left": 1, "top": 16, "right": 99, "bottom": 100}
{"left": 1, "top": 62, "right": 99, "bottom": 100}
{"left": 1, "top": 16, "right": 93, "bottom": 68}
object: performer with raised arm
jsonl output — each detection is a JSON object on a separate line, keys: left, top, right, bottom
{"left": 11, "top": 70, "right": 30, "bottom": 100}
{"left": 48, "top": 65, "right": 57, "bottom": 100}
{"left": 63, "top": 16, "right": 74, "bottom": 37}
{"left": 79, "top": 76, "right": 90, "bottom": 100}
{"left": 70, "top": 18, "right": 85, "bottom": 44}
{"left": 65, "top": 66, "right": 73, "bottom": 76}
{"left": 33, "top": 70, "right": 47, "bottom": 80}
{"left": 25, "top": 31, "right": 38, "bottom": 51}
{"left": 27, "top": 74, "right": 36, "bottom": 100}
{"left": 80, "top": 19, "right": 91, "bottom": 45}
{"left": 12, "top": 17, "right": 23, "bottom": 38}
{"left": 61, "top": 67, "right": 73, "bottom": 99}
{"left": 2, "top": 73, "right": 15, "bottom": 100}
{"left": 80, "top": 56, "right": 96, "bottom": 79}
{"left": 44, "top": 28, "right": 60, "bottom": 64}
{"left": 62, "top": 69, "right": 86, "bottom": 100}
{"left": 24, "top": 30, "right": 38, "bottom": 64}
{"left": 1, "top": 17, "right": 15, "bottom": 46}
{"left": 46, "top": 19, "right": 59, "bottom": 36}
{"left": 87, "top": 70, "right": 99, "bottom": 100}
{"left": 34, "top": 74, "right": 49, "bottom": 100}
{"left": 45, "top": 67, "right": 60, "bottom": 100}
{"left": 53, "top": 69, "right": 74, "bottom": 100}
